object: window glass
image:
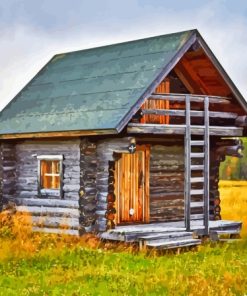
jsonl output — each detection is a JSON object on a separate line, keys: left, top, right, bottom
{"left": 40, "top": 160, "right": 60, "bottom": 189}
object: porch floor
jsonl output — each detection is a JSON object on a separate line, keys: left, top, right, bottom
{"left": 100, "top": 220, "right": 242, "bottom": 249}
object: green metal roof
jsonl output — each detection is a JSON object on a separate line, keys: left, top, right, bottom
{"left": 0, "top": 30, "right": 195, "bottom": 135}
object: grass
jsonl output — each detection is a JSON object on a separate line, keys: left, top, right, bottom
{"left": 219, "top": 180, "right": 247, "bottom": 237}
{"left": 0, "top": 181, "right": 246, "bottom": 295}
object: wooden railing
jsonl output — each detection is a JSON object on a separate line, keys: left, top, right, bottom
{"left": 139, "top": 93, "right": 239, "bottom": 124}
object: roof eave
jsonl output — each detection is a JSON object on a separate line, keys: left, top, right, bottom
{"left": 0, "top": 128, "right": 118, "bottom": 140}
{"left": 196, "top": 33, "right": 247, "bottom": 114}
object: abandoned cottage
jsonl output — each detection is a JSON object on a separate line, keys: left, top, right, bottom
{"left": 0, "top": 29, "right": 247, "bottom": 249}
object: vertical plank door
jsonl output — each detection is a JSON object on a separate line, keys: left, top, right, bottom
{"left": 115, "top": 146, "right": 149, "bottom": 224}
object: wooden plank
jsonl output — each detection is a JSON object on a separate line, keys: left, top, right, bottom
{"left": 146, "top": 238, "right": 201, "bottom": 249}
{"left": 190, "top": 153, "right": 204, "bottom": 158}
{"left": 191, "top": 202, "right": 204, "bottom": 208}
{"left": 142, "top": 109, "right": 237, "bottom": 119}
{"left": 204, "top": 96, "right": 210, "bottom": 235}
{"left": 191, "top": 165, "right": 204, "bottom": 170}
{"left": 32, "top": 227, "right": 79, "bottom": 236}
{"left": 190, "top": 177, "right": 204, "bottom": 183}
{"left": 149, "top": 94, "right": 231, "bottom": 104}
{"left": 13, "top": 198, "right": 78, "bottom": 208}
{"left": 191, "top": 141, "right": 204, "bottom": 146}
{"left": 31, "top": 216, "right": 79, "bottom": 229}
{"left": 191, "top": 189, "right": 204, "bottom": 195}
{"left": 185, "top": 95, "right": 191, "bottom": 232}
{"left": 127, "top": 123, "right": 243, "bottom": 136}
{"left": 16, "top": 206, "right": 79, "bottom": 218}
{"left": 145, "top": 146, "right": 150, "bottom": 223}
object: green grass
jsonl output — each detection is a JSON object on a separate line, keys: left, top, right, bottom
{"left": 0, "top": 180, "right": 247, "bottom": 296}
{"left": 0, "top": 237, "right": 247, "bottom": 296}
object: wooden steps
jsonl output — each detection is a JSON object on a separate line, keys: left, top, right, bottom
{"left": 101, "top": 229, "right": 202, "bottom": 250}
{"left": 146, "top": 238, "right": 201, "bottom": 249}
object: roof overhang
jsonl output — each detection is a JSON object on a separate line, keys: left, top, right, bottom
{"left": 116, "top": 30, "right": 247, "bottom": 133}
{"left": 0, "top": 129, "right": 118, "bottom": 140}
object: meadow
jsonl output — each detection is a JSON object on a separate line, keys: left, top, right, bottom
{"left": 0, "top": 181, "right": 246, "bottom": 296}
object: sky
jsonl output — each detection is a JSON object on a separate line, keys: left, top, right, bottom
{"left": 0, "top": 0, "right": 247, "bottom": 111}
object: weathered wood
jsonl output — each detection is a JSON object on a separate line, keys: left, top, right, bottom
{"left": 32, "top": 227, "right": 79, "bottom": 236}
{"left": 235, "top": 115, "right": 247, "bottom": 127}
{"left": 127, "top": 123, "right": 243, "bottom": 136}
{"left": 216, "top": 145, "right": 243, "bottom": 158}
{"left": 142, "top": 108, "right": 237, "bottom": 119}
{"left": 185, "top": 95, "right": 191, "bottom": 231}
{"left": 16, "top": 206, "right": 79, "bottom": 218}
{"left": 149, "top": 93, "right": 231, "bottom": 104}
{"left": 204, "top": 96, "right": 210, "bottom": 235}
{"left": 149, "top": 144, "right": 185, "bottom": 223}
{"left": 31, "top": 216, "right": 79, "bottom": 229}
{"left": 13, "top": 197, "right": 78, "bottom": 208}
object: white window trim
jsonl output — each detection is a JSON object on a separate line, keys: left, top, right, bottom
{"left": 37, "top": 155, "right": 63, "bottom": 198}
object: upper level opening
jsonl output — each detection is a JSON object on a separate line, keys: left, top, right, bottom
{"left": 131, "top": 42, "right": 245, "bottom": 128}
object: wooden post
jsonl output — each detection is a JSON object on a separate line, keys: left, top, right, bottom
{"left": 185, "top": 95, "right": 191, "bottom": 231}
{"left": 204, "top": 96, "right": 210, "bottom": 235}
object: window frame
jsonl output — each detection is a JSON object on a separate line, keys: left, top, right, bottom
{"left": 37, "top": 155, "right": 63, "bottom": 198}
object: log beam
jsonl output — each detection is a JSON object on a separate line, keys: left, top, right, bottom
{"left": 127, "top": 123, "right": 243, "bottom": 136}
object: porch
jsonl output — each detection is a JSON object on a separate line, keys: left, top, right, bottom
{"left": 102, "top": 92, "right": 245, "bottom": 249}
{"left": 100, "top": 220, "right": 242, "bottom": 249}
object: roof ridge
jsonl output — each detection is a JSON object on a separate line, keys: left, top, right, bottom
{"left": 52, "top": 29, "right": 197, "bottom": 58}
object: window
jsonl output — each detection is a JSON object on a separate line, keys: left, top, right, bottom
{"left": 37, "top": 155, "right": 63, "bottom": 197}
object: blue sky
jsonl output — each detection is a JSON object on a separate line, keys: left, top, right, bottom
{"left": 0, "top": 0, "right": 247, "bottom": 110}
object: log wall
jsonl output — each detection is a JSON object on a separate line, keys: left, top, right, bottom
{"left": 79, "top": 139, "right": 97, "bottom": 233}
{"left": 0, "top": 140, "right": 81, "bottom": 234}
{"left": 1, "top": 142, "right": 17, "bottom": 202}
{"left": 149, "top": 144, "right": 185, "bottom": 222}
{"left": 96, "top": 137, "right": 131, "bottom": 232}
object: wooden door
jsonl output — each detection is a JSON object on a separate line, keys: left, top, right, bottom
{"left": 115, "top": 146, "right": 150, "bottom": 224}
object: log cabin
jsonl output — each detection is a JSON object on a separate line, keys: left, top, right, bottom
{"left": 0, "top": 29, "right": 246, "bottom": 249}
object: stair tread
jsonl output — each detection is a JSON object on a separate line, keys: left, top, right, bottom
{"left": 211, "top": 229, "right": 241, "bottom": 234}
{"left": 138, "top": 231, "right": 193, "bottom": 240}
{"left": 147, "top": 238, "right": 201, "bottom": 248}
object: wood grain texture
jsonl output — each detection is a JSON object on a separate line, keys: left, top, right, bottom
{"left": 149, "top": 144, "right": 185, "bottom": 222}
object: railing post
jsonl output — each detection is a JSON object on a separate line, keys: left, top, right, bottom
{"left": 204, "top": 96, "right": 210, "bottom": 235}
{"left": 185, "top": 95, "right": 191, "bottom": 231}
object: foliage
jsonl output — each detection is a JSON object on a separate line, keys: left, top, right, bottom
{"left": 0, "top": 182, "right": 246, "bottom": 295}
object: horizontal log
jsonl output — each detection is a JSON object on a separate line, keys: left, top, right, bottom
{"left": 16, "top": 206, "right": 79, "bottom": 218}
{"left": 142, "top": 109, "right": 237, "bottom": 119}
{"left": 32, "top": 227, "right": 79, "bottom": 236}
{"left": 216, "top": 145, "right": 244, "bottom": 158}
{"left": 235, "top": 115, "right": 247, "bottom": 127}
{"left": 13, "top": 197, "right": 79, "bottom": 208}
{"left": 128, "top": 123, "right": 243, "bottom": 136}
{"left": 31, "top": 216, "right": 79, "bottom": 229}
{"left": 149, "top": 93, "right": 231, "bottom": 104}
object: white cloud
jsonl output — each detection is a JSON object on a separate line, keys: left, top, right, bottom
{"left": 0, "top": 1, "right": 246, "bottom": 111}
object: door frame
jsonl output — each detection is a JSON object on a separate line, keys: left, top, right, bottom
{"left": 114, "top": 145, "right": 150, "bottom": 225}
